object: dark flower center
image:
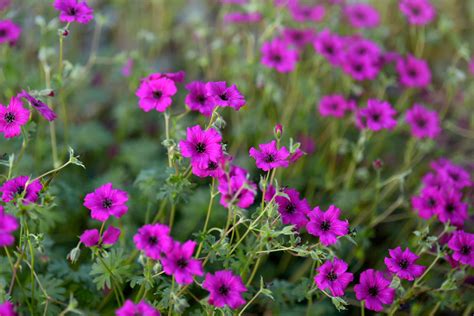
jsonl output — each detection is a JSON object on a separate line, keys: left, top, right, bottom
{"left": 16, "top": 185, "right": 25, "bottom": 195}
{"left": 416, "top": 118, "right": 427, "bottom": 128}
{"left": 371, "top": 113, "right": 381, "bottom": 122}
{"left": 327, "top": 271, "right": 338, "bottom": 281}
{"left": 355, "top": 11, "right": 366, "bottom": 20}
{"left": 353, "top": 63, "right": 364, "bottom": 72}
{"left": 0, "top": 29, "right": 6, "bottom": 37}
{"left": 219, "top": 93, "right": 229, "bottom": 101}
{"left": 195, "top": 142, "right": 206, "bottom": 153}
{"left": 320, "top": 220, "right": 331, "bottom": 231}
{"left": 410, "top": 6, "right": 421, "bottom": 16}
{"left": 102, "top": 198, "right": 113, "bottom": 209}
{"left": 285, "top": 203, "right": 296, "bottom": 214}
{"left": 68, "top": 7, "right": 78, "bottom": 16}
{"left": 324, "top": 44, "right": 334, "bottom": 55}
{"left": 218, "top": 285, "right": 230, "bottom": 296}
{"left": 4, "top": 112, "right": 15, "bottom": 123}
{"left": 177, "top": 258, "right": 188, "bottom": 269}
{"left": 427, "top": 198, "right": 436, "bottom": 208}
{"left": 153, "top": 91, "right": 163, "bottom": 99}
{"left": 460, "top": 245, "right": 471, "bottom": 255}
{"left": 398, "top": 259, "right": 409, "bottom": 269}
{"left": 368, "top": 286, "right": 379, "bottom": 297}
{"left": 448, "top": 172, "right": 459, "bottom": 181}
{"left": 196, "top": 94, "right": 206, "bottom": 104}
{"left": 272, "top": 54, "right": 282, "bottom": 62}
{"left": 445, "top": 203, "right": 455, "bottom": 213}
{"left": 408, "top": 68, "right": 418, "bottom": 78}
{"left": 264, "top": 154, "right": 275, "bottom": 163}
{"left": 208, "top": 161, "right": 218, "bottom": 170}
{"left": 148, "top": 236, "right": 158, "bottom": 245}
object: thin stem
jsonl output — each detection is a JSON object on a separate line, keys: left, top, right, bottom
{"left": 168, "top": 277, "right": 175, "bottom": 316}
{"left": 196, "top": 178, "right": 216, "bottom": 257}
{"left": 361, "top": 301, "right": 365, "bottom": 316}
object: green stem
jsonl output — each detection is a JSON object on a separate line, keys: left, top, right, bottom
{"left": 196, "top": 178, "right": 216, "bottom": 257}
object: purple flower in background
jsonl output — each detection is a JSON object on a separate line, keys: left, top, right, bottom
{"left": 447, "top": 231, "right": 474, "bottom": 267}
{"left": 342, "top": 55, "right": 380, "bottom": 81}
{"left": 436, "top": 190, "right": 468, "bottom": 227}
{"left": 133, "top": 224, "right": 173, "bottom": 260}
{"left": 282, "top": 28, "right": 315, "bottom": 49}
{"left": 53, "top": 0, "right": 94, "bottom": 24}
{"left": 223, "top": 12, "right": 262, "bottom": 24}
{"left": 356, "top": 99, "right": 397, "bottom": 131}
{"left": 116, "top": 300, "right": 160, "bottom": 316}
{"left": 275, "top": 188, "right": 310, "bottom": 229}
{"left": 0, "top": 20, "right": 21, "bottom": 46}
{"left": 397, "top": 55, "right": 431, "bottom": 88}
{"left": 384, "top": 247, "right": 425, "bottom": 281}
{"left": 218, "top": 165, "right": 256, "bottom": 208}
{"left": 83, "top": 183, "right": 129, "bottom": 222}
{"left": 344, "top": 3, "right": 380, "bottom": 28}
{"left": 314, "top": 257, "right": 353, "bottom": 297}
{"left": 136, "top": 77, "right": 177, "bottom": 112}
{"left": 0, "top": 301, "right": 16, "bottom": 316}
{"left": 411, "top": 186, "right": 441, "bottom": 219}
{"left": 318, "top": 94, "right": 350, "bottom": 118}
{"left": 80, "top": 229, "right": 100, "bottom": 247}
{"left": 202, "top": 270, "right": 247, "bottom": 309}
{"left": 0, "top": 97, "right": 30, "bottom": 139}
{"left": 146, "top": 71, "right": 186, "bottom": 83}
{"left": 306, "top": 205, "right": 349, "bottom": 246}
{"left": 313, "top": 30, "right": 344, "bottom": 65}
{"left": 249, "top": 140, "right": 290, "bottom": 171}
{"left": 469, "top": 56, "right": 474, "bottom": 75}
{"left": 399, "top": 0, "right": 435, "bottom": 25}
{"left": 179, "top": 125, "right": 223, "bottom": 167}
{"left": 18, "top": 90, "right": 57, "bottom": 121}
{"left": 261, "top": 38, "right": 299, "bottom": 73}
{"left": 405, "top": 104, "right": 440, "bottom": 139}
{"left": 0, "top": 206, "right": 19, "bottom": 247}
{"left": 161, "top": 240, "right": 204, "bottom": 285}
{"left": 185, "top": 81, "right": 216, "bottom": 117}
{"left": 431, "top": 159, "right": 471, "bottom": 190}
{"left": 289, "top": 2, "right": 325, "bottom": 22}
{"left": 206, "top": 81, "right": 246, "bottom": 110}
{"left": 354, "top": 269, "right": 395, "bottom": 312}
{"left": 121, "top": 58, "right": 134, "bottom": 77}
{"left": 0, "top": 0, "right": 11, "bottom": 11}
{"left": 0, "top": 176, "right": 42, "bottom": 205}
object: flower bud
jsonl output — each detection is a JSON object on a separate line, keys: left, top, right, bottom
{"left": 373, "top": 159, "right": 383, "bottom": 170}
{"left": 274, "top": 124, "right": 283, "bottom": 139}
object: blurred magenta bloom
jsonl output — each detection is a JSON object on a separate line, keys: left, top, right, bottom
{"left": 261, "top": 38, "right": 299, "bottom": 73}
{"left": 448, "top": 231, "right": 474, "bottom": 267}
{"left": 53, "top": 0, "right": 94, "bottom": 24}
{"left": 397, "top": 55, "right": 431, "bottom": 88}
{"left": 0, "top": 206, "right": 19, "bottom": 247}
{"left": 318, "top": 94, "right": 351, "bottom": 118}
{"left": 344, "top": 3, "right": 380, "bottom": 28}
{"left": 0, "top": 301, "right": 16, "bottom": 316}
{"left": 289, "top": 1, "right": 325, "bottom": 22}
{"left": 18, "top": 90, "right": 57, "bottom": 121}
{"left": 399, "top": 0, "right": 435, "bottom": 25}
{"left": 0, "top": 20, "right": 21, "bottom": 46}
{"left": 116, "top": 300, "right": 160, "bottom": 316}
{"left": 282, "top": 28, "right": 315, "bottom": 49}
{"left": 218, "top": 165, "right": 256, "bottom": 208}
{"left": 185, "top": 81, "right": 216, "bottom": 116}
{"left": 405, "top": 104, "right": 440, "bottom": 139}
{"left": 356, "top": 99, "right": 397, "bottom": 131}
{"left": 121, "top": 58, "right": 133, "bottom": 77}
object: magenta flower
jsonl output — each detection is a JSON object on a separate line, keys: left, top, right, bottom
{"left": 218, "top": 165, "right": 256, "bottom": 209}
{"left": 83, "top": 183, "right": 129, "bottom": 222}
{"left": 133, "top": 223, "right": 173, "bottom": 260}
{"left": 264, "top": 184, "right": 277, "bottom": 202}
{"left": 318, "top": 94, "right": 350, "bottom": 118}
{"left": 384, "top": 247, "right": 425, "bottom": 281}
{"left": 282, "top": 28, "right": 315, "bottom": 49}
{"left": 289, "top": 148, "right": 305, "bottom": 164}
{"left": 223, "top": 12, "right": 262, "bottom": 24}
{"left": 161, "top": 240, "right": 204, "bottom": 285}
{"left": 289, "top": 2, "right": 325, "bottom": 22}
{"left": 0, "top": 176, "right": 42, "bottom": 205}
{"left": 0, "top": 0, "right": 11, "bottom": 11}
{"left": 447, "top": 231, "right": 474, "bottom": 267}
{"left": 344, "top": 3, "right": 380, "bottom": 28}
{"left": 179, "top": 125, "right": 223, "bottom": 167}
{"left": 437, "top": 190, "right": 468, "bottom": 227}
{"left": 80, "top": 229, "right": 100, "bottom": 247}
{"left": 136, "top": 77, "right": 177, "bottom": 112}
{"left": 202, "top": 270, "right": 247, "bottom": 309}
{"left": 0, "top": 20, "right": 21, "bottom": 46}
{"left": 0, "top": 301, "right": 16, "bottom": 316}
{"left": 18, "top": 90, "right": 57, "bottom": 121}
{"left": 0, "top": 206, "right": 19, "bottom": 247}
{"left": 354, "top": 269, "right": 395, "bottom": 312}
{"left": 275, "top": 188, "right": 310, "bottom": 229}
{"left": 399, "top": 0, "right": 435, "bottom": 25}
{"left": 116, "top": 300, "right": 160, "bottom": 316}
{"left": 0, "top": 97, "right": 30, "bottom": 139}
{"left": 314, "top": 258, "right": 353, "bottom": 297}
{"left": 261, "top": 38, "right": 299, "bottom": 73}
{"left": 102, "top": 226, "right": 121, "bottom": 245}
{"left": 146, "top": 71, "right": 186, "bottom": 83}
{"left": 185, "top": 81, "right": 216, "bottom": 117}
{"left": 53, "top": 0, "right": 94, "bottom": 24}
{"left": 306, "top": 205, "right": 349, "bottom": 246}
{"left": 249, "top": 140, "right": 290, "bottom": 171}
{"left": 206, "top": 81, "right": 246, "bottom": 111}
{"left": 405, "top": 104, "right": 440, "bottom": 139}
{"left": 411, "top": 186, "right": 441, "bottom": 219}
{"left": 313, "top": 30, "right": 344, "bottom": 66}
{"left": 396, "top": 55, "right": 431, "bottom": 88}
{"left": 192, "top": 156, "right": 227, "bottom": 179}
{"left": 432, "top": 159, "right": 471, "bottom": 190}
{"left": 356, "top": 99, "right": 397, "bottom": 131}
{"left": 342, "top": 56, "right": 380, "bottom": 81}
